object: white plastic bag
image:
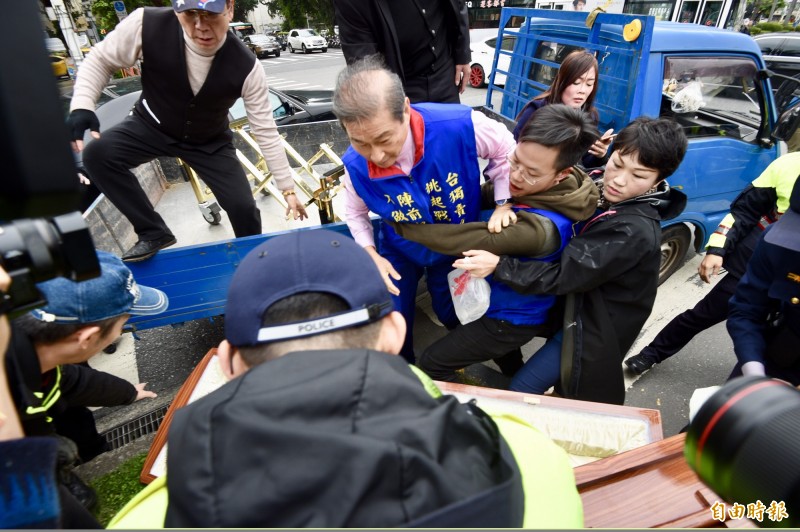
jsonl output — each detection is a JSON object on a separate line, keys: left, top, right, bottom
{"left": 671, "top": 80, "right": 705, "bottom": 113}
{"left": 448, "top": 268, "right": 491, "bottom": 325}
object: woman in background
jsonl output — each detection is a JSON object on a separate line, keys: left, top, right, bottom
{"left": 514, "top": 50, "right": 613, "bottom": 167}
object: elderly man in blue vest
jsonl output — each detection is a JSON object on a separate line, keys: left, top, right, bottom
{"left": 333, "top": 55, "right": 516, "bottom": 362}
{"left": 65, "top": 0, "right": 307, "bottom": 262}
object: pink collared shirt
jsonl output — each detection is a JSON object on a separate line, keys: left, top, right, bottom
{"left": 343, "top": 110, "right": 514, "bottom": 248}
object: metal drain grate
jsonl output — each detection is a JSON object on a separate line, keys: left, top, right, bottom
{"left": 102, "top": 405, "right": 170, "bottom": 450}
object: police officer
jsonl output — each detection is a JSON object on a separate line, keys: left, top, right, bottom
{"left": 626, "top": 152, "right": 800, "bottom": 375}
{"left": 727, "top": 177, "right": 800, "bottom": 384}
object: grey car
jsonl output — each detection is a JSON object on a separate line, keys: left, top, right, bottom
{"left": 753, "top": 33, "right": 800, "bottom": 110}
{"left": 753, "top": 33, "right": 800, "bottom": 79}
{"left": 244, "top": 34, "right": 281, "bottom": 58}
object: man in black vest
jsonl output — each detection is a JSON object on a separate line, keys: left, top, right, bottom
{"left": 66, "top": 0, "right": 307, "bottom": 262}
{"left": 334, "top": 0, "right": 471, "bottom": 104}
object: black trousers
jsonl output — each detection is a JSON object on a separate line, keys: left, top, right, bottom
{"left": 83, "top": 113, "right": 261, "bottom": 241}
{"left": 53, "top": 405, "right": 109, "bottom": 463}
{"left": 404, "top": 57, "right": 460, "bottom": 104}
{"left": 418, "top": 316, "right": 547, "bottom": 382}
{"left": 638, "top": 272, "right": 740, "bottom": 363}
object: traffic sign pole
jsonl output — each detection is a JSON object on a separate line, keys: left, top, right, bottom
{"left": 114, "top": 1, "right": 128, "bottom": 21}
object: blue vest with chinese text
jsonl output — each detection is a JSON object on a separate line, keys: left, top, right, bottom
{"left": 484, "top": 207, "right": 577, "bottom": 326}
{"left": 344, "top": 103, "right": 481, "bottom": 267}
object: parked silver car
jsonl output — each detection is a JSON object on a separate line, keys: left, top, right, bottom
{"left": 754, "top": 33, "right": 800, "bottom": 79}
{"left": 753, "top": 33, "right": 800, "bottom": 111}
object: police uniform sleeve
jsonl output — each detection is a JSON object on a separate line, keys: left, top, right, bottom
{"left": 726, "top": 237, "right": 776, "bottom": 367}
{"left": 705, "top": 152, "right": 797, "bottom": 256}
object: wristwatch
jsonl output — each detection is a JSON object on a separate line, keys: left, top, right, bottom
{"left": 495, "top": 198, "right": 511, "bottom": 206}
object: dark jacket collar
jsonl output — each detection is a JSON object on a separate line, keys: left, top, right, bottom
{"left": 597, "top": 179, "right": 688, "bottom": 222}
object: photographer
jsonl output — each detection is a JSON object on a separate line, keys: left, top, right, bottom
{"left": 727, "top": 178, "right": 800, "bottom": 384}
{"left": 4, "top": 251, "right": 168, "bottom": 514}
{"left": 0, "top": 266, "right": 84, "bottom": 528}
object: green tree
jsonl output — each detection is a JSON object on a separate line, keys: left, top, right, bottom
{"left": 750, "top": 0, "right": 786, "bottom": 19}
{"left": 262, "top": 0, "right": 335, "bottom": 31}
{"left": 233, "top": 0, "right": 263, "bottom": 21}
{"left": 89, "top": 0, "right": 169, "bottom": 37}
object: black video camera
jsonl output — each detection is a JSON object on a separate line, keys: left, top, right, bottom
{"left": 685, "top": 376, "right": 800, "bottom": 528}
{"left": 0, "top": 212, "right": 99, "bottom": 319}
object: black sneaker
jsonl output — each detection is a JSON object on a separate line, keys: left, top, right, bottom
{"left": 122, "top": 234, "right": 177, "bottom": 262}
{"left": 625, "top": 353, "right": 658, "bottom": 375}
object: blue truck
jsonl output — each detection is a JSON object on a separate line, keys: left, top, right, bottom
{"left": 482, "top": 7, "right": 800, "bottom": 281}
{"left": 118, "top": 8, "right": 800, "bottom": 333}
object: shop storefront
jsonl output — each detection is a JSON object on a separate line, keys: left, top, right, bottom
{"left": 468, "top": 0, "right": 744, "bottom": 29}
{"left": 623, "top": 0, "right": 744, "bottom": 28}
{"left": 468, "top": 0, "right": 535, "bottom": 29}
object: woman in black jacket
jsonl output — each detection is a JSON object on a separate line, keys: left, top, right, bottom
{"left": 456, "top": 117, "right": 688, "bottom": 404}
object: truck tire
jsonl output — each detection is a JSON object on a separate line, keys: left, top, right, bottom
{"left": 302, "top": 44, "right": 309, "bottom": 54}
{"left": 659, "top": 224, "right": 691, "bottom": 285}
{"left": 288, "top": 43, "right": 294, "bottom": 53}
{"left": 470, "top": 64, "right": 485, "bottom": 88}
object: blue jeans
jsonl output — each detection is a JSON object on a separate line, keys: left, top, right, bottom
{"left": 510, "top": 330, "right": 563, "bottom": 394}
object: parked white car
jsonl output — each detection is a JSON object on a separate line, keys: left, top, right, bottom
{"left": 287, "top": 28, "right": 327, "bottom": 54}
{"left": 468, "top": 28, "right": 517, "bottom": 88}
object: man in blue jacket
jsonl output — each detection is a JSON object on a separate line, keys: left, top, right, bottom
{"left": 727, "top": 177, "right": 800, "bottom": 384}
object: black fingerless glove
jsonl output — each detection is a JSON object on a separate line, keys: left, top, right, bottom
{"left": 66, "top": 109, "right": 100, "bottom": 142}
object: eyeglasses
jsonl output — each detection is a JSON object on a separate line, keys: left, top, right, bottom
{"left": 180, "top": 9, "right": 224, "bottom": 21}
{"left": 507, "top": 153, "right": 541, "bottom": 186}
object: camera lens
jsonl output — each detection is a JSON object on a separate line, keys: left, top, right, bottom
{"left": 685, "top": 376, "right": 800, "bottom": 527}
{"left": 1, "top": 218, "right": 61, "bottom": 281}
{"left": 0, "top": 211, "right": 99, "bottom": 317}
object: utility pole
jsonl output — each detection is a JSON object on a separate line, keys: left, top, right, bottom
{"left": 50, "top": 0, "right": 85, "bottom": 64}
{"left": 786, "top": 0, "right": 799, "bottom": 23}
{"left": 82, "top": 0, "right": 100, "bottom": 44}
